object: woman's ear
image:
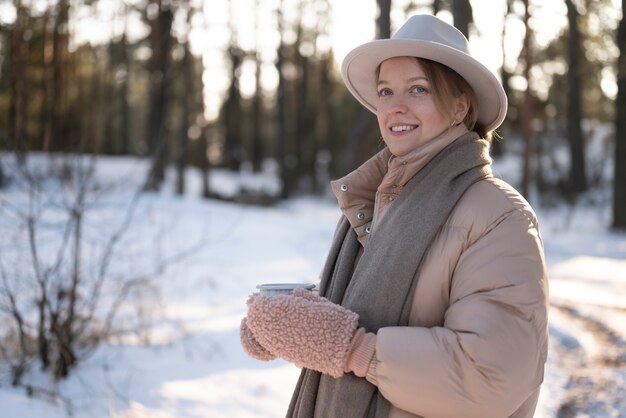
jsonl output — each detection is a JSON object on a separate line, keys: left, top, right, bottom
{"left": 453, "top": 94, "right": 470, "bottom": 123}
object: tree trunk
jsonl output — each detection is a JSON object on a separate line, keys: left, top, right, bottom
{"left": 565, "top": 0, "right": 587, "bottom": 195}
{"left": 9, "top": 0, "right": 29, "bottom": 161}
{"left": 341, "top": 0, "right": 391, "bottom": 175}
{"left": 87, "top": 49, "right": 104, "bottom": 154}
{"left": 39, "top": 8, "right": 51, "bottom": 153}
{"left": 251, "top": 0, "right": 264, "bottom": 173}
{"left": 295, "top": 21, "right": 310, "bottom": 191}
{"left": 50, "top": 0, "right": 70, "bottom": 152}
{"left": 176, "top": 11, "right": 194, "bottom": 196}
{"left": 144, "top": 0, "right": 174, "bottom": 192}
{"left": 432, "top": 0, "right": 444, "bottom": 14}
{"left": 200, "top": 126, "right": 212, "bottom": 198}
{"left": 222, "top": 46, "right": 244, "bottom": 171}
{"left": 613, "top": 0, "right": 626, "bottom": 229}
{"left": 119, "top": 31, "right": 131, "bottom": 155}
{"left": 451, "top": 0, "right": 473, "bottom": 38}
{"left": 520, "top": 0, "right": 534, "bottom": 199}
{"left": 314, "top": 53, "right": 332, "bottom": 194}
{"left": 493, "top": 0, "right": 514, "bottom": 157}
{"left": 276, "top": 2, "right": 292, "bottom": 199}
{"left": 376, "top": 0, "right": 392, "bottom": 39}
{"left": 251, "top": 54, "right": 264, "bottom": 173}
{"left": 175, "top": 55, "right": 190, "bottom": 195}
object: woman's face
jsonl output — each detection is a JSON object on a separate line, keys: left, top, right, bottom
{"left": 376, "top": 57, "right": 455, "bottom": 157}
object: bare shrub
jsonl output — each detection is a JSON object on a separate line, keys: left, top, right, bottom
{"left": 0, "top": 153, "right": 168, "bottom": 385}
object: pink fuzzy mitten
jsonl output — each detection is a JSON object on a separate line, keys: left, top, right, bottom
{"left": 240, "top": 317, "right": 277, "bottom": 361}
{"left": 245, "top": 288, "right": 359, "bottom": 378}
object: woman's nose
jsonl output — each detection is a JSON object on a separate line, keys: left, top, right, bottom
{"left": 384, "top": 96, "right": 408, "bottom": 115}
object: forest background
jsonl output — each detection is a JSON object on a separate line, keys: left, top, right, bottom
{"left": 1, "top": 0, "right": 625, "bottom": 217}
{"left": 0, "top": 0, "right": 626, "bottom": 413}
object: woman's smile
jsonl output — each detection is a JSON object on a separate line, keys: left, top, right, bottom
{"left": 389, "top": 123, "right": 418, "bottom": 134}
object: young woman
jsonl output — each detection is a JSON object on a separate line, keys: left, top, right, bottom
{"left": 240, "top": 14, "right": 549, "bottom": 418}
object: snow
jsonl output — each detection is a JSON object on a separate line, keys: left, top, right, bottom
{"left": 0, "top": 153, "right": 625, "bottom": 418}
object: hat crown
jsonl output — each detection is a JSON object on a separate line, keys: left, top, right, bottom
{"left": 392, "top": 15, "right": 469, "bottom": 54}
{"left": 340, "top": 14, "right": 508, "bottom": 132}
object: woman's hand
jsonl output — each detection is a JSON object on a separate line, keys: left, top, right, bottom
{"left": 244, "top": 288, "right": 360, "bottom": 378}
{"left": 240, "top": 317, "right": 277, "bottom": 361}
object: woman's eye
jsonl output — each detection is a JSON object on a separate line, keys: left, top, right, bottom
{"left": 411, "top": 86, "right": 427, "bottom": 94}
{"left": 378, "top": 88, "right": 392, "bottom": 97}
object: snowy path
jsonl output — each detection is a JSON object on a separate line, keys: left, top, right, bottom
{"left": 541, "top": 252, "right": 626, "bottom": 418}
{"left": 549, "top": 303, "right": 626, "bottom": 417}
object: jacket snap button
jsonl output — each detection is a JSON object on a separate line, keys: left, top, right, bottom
{"left": 357, "top": 212, "right": 365, "bottom": 220}
{"left": 340, "top": 184, "right": 348, "bottom": 192}
{"left": 365, "top": 226, "right": 371, "bottom": 234}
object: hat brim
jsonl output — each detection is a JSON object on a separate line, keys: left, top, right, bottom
{"left": 341, "top": 39, "right": 508, "bottom": 132}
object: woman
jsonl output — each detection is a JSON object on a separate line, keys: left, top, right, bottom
{"left": 240, "top": 14, "right": 549, "bottom": 418}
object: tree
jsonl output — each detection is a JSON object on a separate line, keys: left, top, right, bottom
{"left": 433, "top": 0, "right": 445, "bottom": 14}
{"left": 309, "top": 0, "right": 332, "bottom": 194}
{"left": 614, "top": 0, "right": 626, "bottom": 229}
{"left": 294, "top": 10, "right": 312, "bottom": 192}
{"left": 493, "top": 0, "right": 516, "bottom": 157}
{"left": 520, "top": 0, "right": 535, "bottom": 199}
{"left": 451, "top": 0, "right": 472, "bottom": 38}
{"left": 117, "top": 31, "right": 132, "bottom": 155}
{"left": 7, "top": 0, "right": 29, "bottom": 161}
{"left": 38, "top": 8, "right": 52, "bottom": 153}
{"left": 104, "top": 2, "right": 133, "bottom": 156}
{"left": 144, "top": 0, "right": 175, "bottom": 192}
{"left": 565, "top": 0, "right": 588, "bottom": 194}
{"left": 276, "top": 0, "right": 292, "bottom": 198}
{"left": 175, "top": 5, "right": 195, "bottom": 196}
{"left": 221, "top": 44, "right": 245, "bottom": 172}
{"left": 50, "top": 0, "right": 70, "bottom": 151}
{"left": 341, "top": 0, "right": 392, "bottom": 175}
{"left": 249, "top": 0, "right": 265, "bottom": 173}
{"left": 291, "top": 0, "right": 334, "bottom": 194}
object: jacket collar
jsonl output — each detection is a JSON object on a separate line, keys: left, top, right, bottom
{"left": 382, "top": 124, "right": 470, "bottom": 190}
{"left": 331, "top": 124, "right": 470, "bottom": 243}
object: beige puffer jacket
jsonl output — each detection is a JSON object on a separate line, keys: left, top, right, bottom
{"left": 331, "top": 130, "right": 549, "bottom": 418}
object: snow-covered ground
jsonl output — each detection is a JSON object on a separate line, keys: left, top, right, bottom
{"left": 0, "top": 153, "right": 625, "bottom": 418}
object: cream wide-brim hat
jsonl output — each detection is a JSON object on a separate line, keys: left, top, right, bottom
{"left": 341, "top": 14, "right": 508, "bottom": 132}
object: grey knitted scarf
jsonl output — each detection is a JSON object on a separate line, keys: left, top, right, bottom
{"left": 286, "top": 132, "right": 492, "bottom": 418}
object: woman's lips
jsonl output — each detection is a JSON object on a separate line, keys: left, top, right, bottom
{"left": 389, "top": 124, "right": 418, "bottom": 134}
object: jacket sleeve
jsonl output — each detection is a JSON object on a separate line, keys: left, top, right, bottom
{"left": 369, "top": 207, "right": 549, "bottom": 418}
